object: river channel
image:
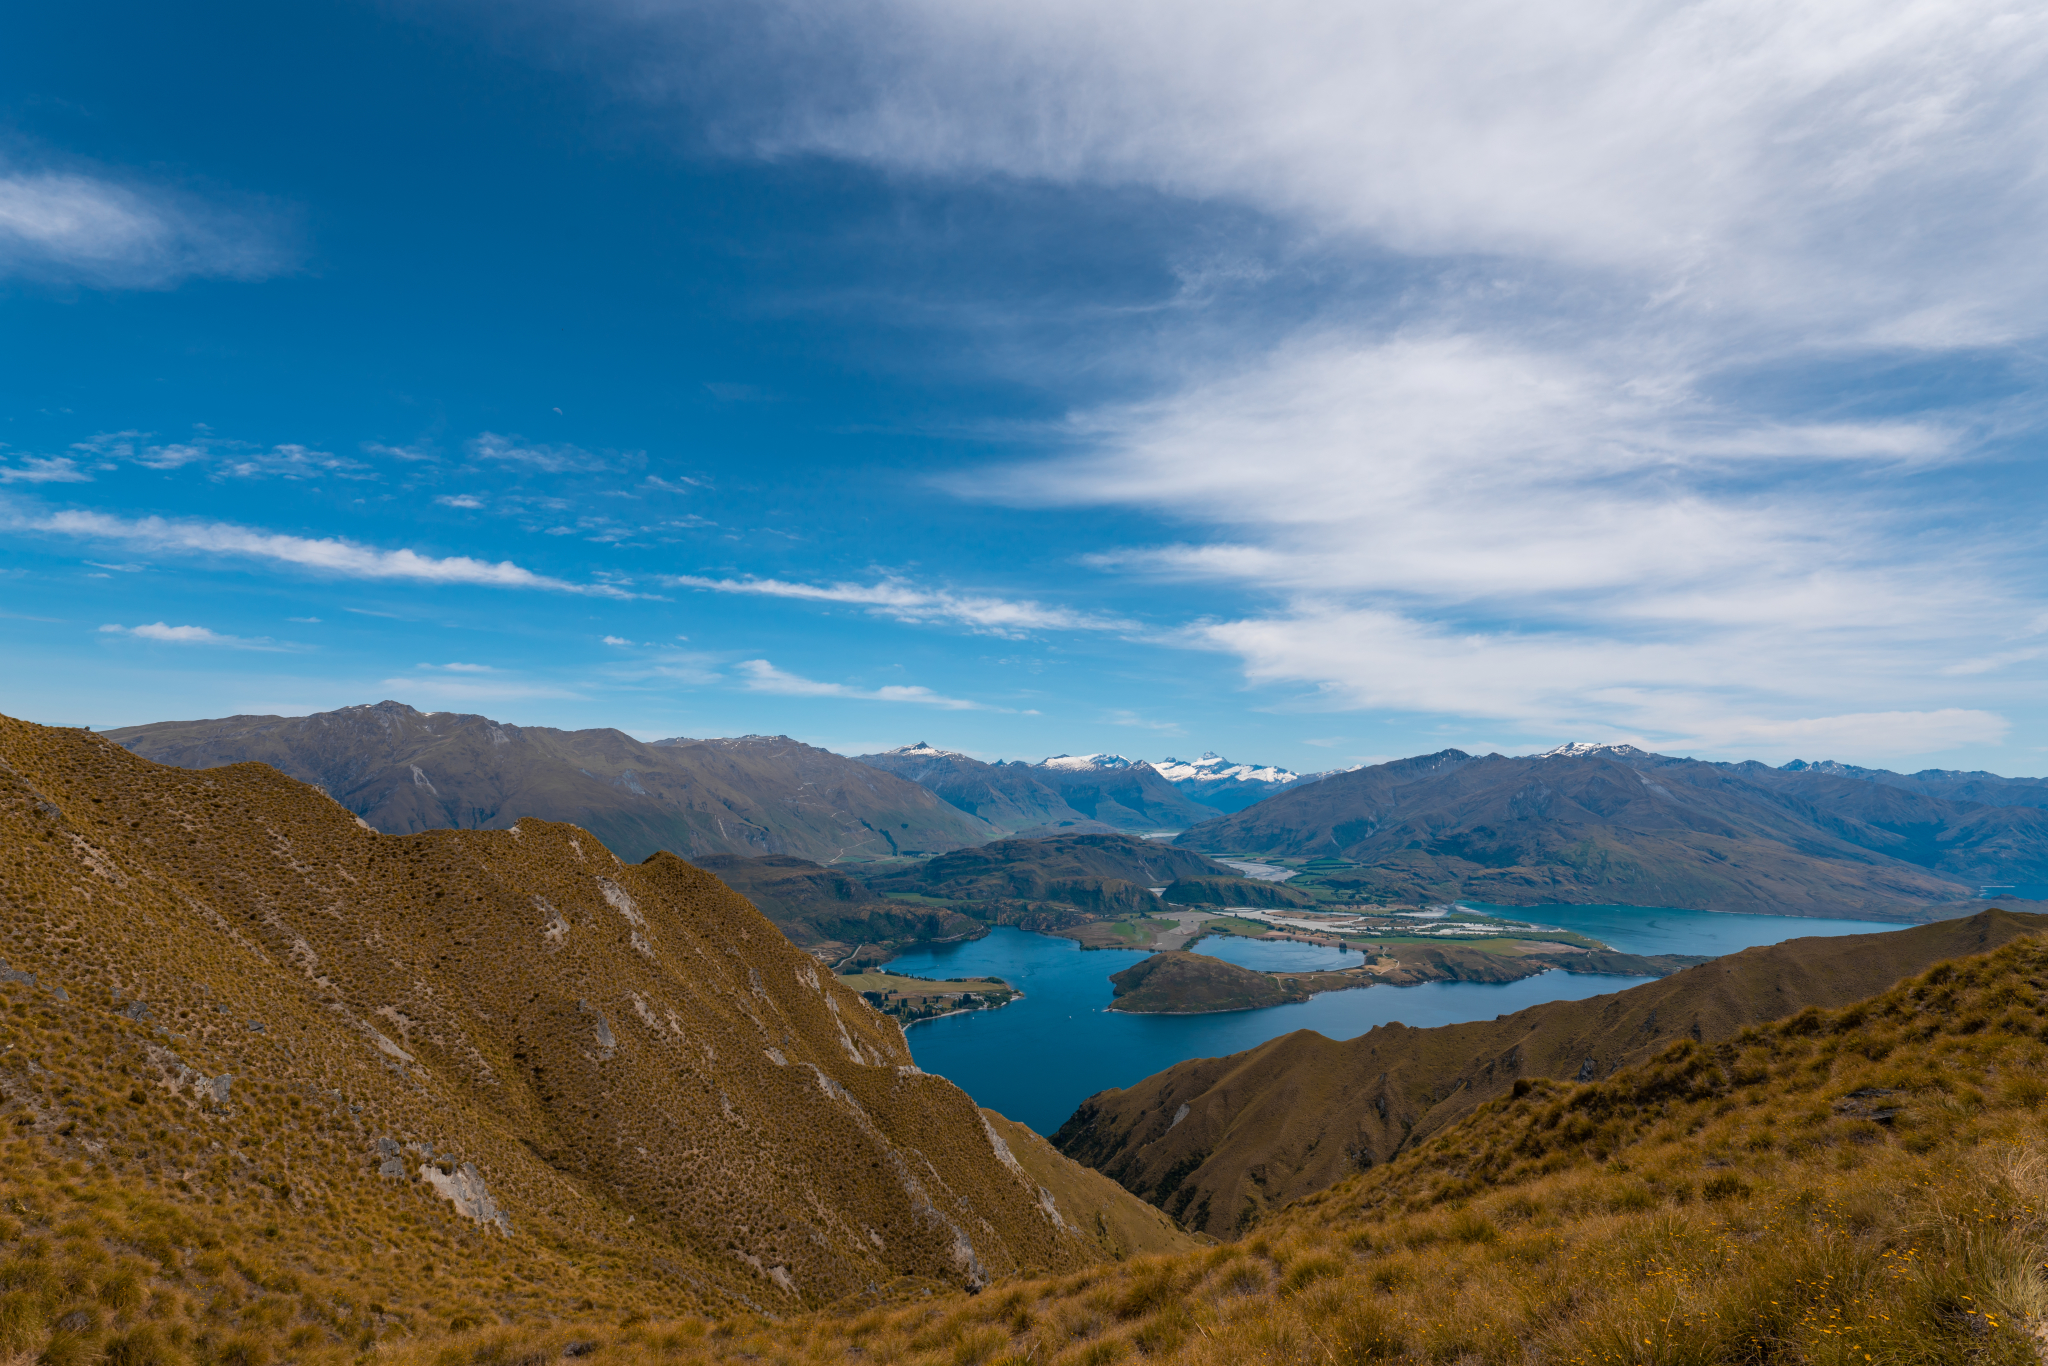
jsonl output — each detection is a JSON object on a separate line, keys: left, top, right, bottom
{"left": 887, "top": 905, "right": 1909, "bottom": 1136}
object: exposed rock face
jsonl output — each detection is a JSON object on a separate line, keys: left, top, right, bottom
{"left": 1176, "top": 747, "right": 2048, "bottom": 917}
{"left": 0, "top": 713, "right": 1134, "bottom": 1309}
{"left": 106, "top": 702, "right": 997, "bottom": 864}
{"left": 1053, "top": 909, "right": 2048, "bottom": 1236}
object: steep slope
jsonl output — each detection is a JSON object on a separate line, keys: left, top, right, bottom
{"left": 1153, "top": 754, "right": 1308, "bottom": 813}
{"left": 1173, "top": 745, "right": 2048, "bottom": 916}
{"left": 733, "top": 936, "right": 2048, "bottom": 1365}
{"left": 689, "top": 853, "right": 982, "bottom": 959}
{"left": 1025, "top": 756, "right": 1215, "bottom": 831}
{"left": 107, "top": 703, "right": 996, "bottom": 863}
{"left": 853, "top": 743, "right": 1090, "bottom": 833}
{"left": 976, "top": 1111, "right": 1197, "bottom": 1260}
{"left": 0, "top": 712, "right": 1128, "bottom": 1316}
{"left": 1052, "top": 908, "right": 2048, "bottom": 1236}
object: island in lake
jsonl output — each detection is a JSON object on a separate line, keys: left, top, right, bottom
{"left": 836, "top": 968, "right": 1021, "bottom": 1024}
{"left": 1107, "top": 951, "right": 1308, "bottom": 1013}
{"left": 1105, "top": 904, "right": 1708, "bottom": 1013}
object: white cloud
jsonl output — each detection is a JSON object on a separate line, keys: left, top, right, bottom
{"left": 0, "top": 163, "right": 292, "bottom": 289}
{"left": 625, "top": 0, "right": 2048, "bottom": 345}
{"left": 952, "top": 329, "right": 2030, "bottom": 754}
{"left": 98, "top": 622, "right": 278, "bottom": 650}
{"left": 668, "top": 574, "right": 1133, "bottom": 635}
{"left": 498, "top": 0, "right": 2048, "bottom": 758}
{"left": 419, "top": 662, "right": 498, "bottom": 673}
{"left": 0, "top": 456, "right": 92, "bottom": 485}
{"left": 71, "top": 431, "right": 372, "bottom": 480}
{"left": 468, "top": 432, "right": 615, "bottom": 474}
{"left": 13, "top": 507, "right": 637, "bottom": 597}
{"left": 602, "top": 635, "right": 635, "bottom": 645}
{"left": 436, "top": 494, "right": 485, "bottom": 509}
{"left": 736, "top": 659, "right": 994, "bottom": 709}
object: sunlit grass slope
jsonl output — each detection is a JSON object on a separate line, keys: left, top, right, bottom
{"left": 678, "top": 933, "right": 2048, "bottom": 1363}
{"left": 0, "top": 711, "right": 1184, "bottom": 1366}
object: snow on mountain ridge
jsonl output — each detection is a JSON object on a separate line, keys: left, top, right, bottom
{"left": 1155, "top": 752, "right": 1302, "bottom": 785}
{"left": 1035, "top": 753, "right": 1137, "bottom": 772}
{"left": 1534, "top": 742, "right": 1650, "bottom": 759}
{"left": 881, "top": 741, "right": 970, "bottom": 759}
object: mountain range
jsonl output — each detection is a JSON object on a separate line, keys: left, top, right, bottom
{"left": 855, "top": 743, "right": 1213, "bottom": 833}
{"left": 105, "top": 702, "right": 997, "bottom": 863}
{"left": 12, "top": 702, "right": 2048, "bottom": 1360}
{"left": 1176, "top": 743, "right": 2048, "bottom": 917}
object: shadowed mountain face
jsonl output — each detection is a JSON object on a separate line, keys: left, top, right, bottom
{"left": 689, "top": 853, "right": 984, "bottom": 958}
{"left": 1176, "top": 747, "right": 2048, "bottom": 916}
{"left": 857, "top": 745, "right": 1215, "bottom": 834}
{"left": 0, "top": 712, "right": 1168, "bottom": 1310}
{"left": 867, "top": 834, "right": 1241, "bottom": 909}
{"left": 855, "top": 744, "right": 1093, "bottom": 833}
{"left": 1053, "top": 908, "right": 2048, "bottom": 1237}
{"left": 105, "top": 703, "right": 996, "bottom": 864}
{"left": 1774, "top": 758, "right": 2048, "bottom": 809}
{"left": 1023, "top": 759, "right": 1216, "bottom": 831}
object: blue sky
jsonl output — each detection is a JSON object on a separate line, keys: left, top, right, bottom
{"left": 3, "top": 0, "right": 2046, "bottom": 775}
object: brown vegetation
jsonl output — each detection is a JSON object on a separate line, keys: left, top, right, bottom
{"left": 0, "top": 711, "right": 1162, "bottom": 1339}
{"left": 1056, "top": 909, "right": 2048, "bottom": 1236}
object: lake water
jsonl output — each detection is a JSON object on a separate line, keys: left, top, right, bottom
{"left": 1453, "top": 902, "right": 1907, "bottom": 956}
{"left": 889, "top": 903, "right": 1915, "bottom": 1136}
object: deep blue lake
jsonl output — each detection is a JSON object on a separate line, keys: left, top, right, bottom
{"left": 889, "top": 904, "right": 1912, "bottom": 1136}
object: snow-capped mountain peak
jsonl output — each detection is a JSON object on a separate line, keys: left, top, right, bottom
{"left": 1155, "top": 753, "right": 1302, "bottom": 785}
{"left": 1535, "top": 742, "right": 1649, "bottom": 759}
{"left": 1035, "top": 752, "right": 1135, "bottom": 772}
{"left": 883, "top": 741, "right": 968, "bottom": 759}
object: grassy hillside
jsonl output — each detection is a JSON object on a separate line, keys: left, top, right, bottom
{"left": 1056, "top": 909, "right": 2048, "bottom": 1236}
{"left": 106, "top": 703, "right": 997, "bottom": 864}
{"left": 0, "top": 711, "right": 1161, "bottom": 1345}
{"left": 1176, "top": 747, "right": 2036, "bottom": 917}
{"left": 662, "top": 933, "right": 2048, "bottom": 1364}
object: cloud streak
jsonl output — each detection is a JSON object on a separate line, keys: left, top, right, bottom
{"left": 98, "top": 622, "right": 282, "bottom": 650}
{"left": 736, "top": 659, "right": 994, "bottom": 709}
{"left": 668, "top": 574, "right": 1132, "bottom": 635}
{"left": 15, "top": 508, "right": 636, "bottom": 597}
{"left": 0, "top": 163, "right": 292, "bottom": 289}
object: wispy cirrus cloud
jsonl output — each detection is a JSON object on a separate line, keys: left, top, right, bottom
{"left": 736, "top": 659, "right": 994, "bottom": 710}
{"left": 0, "top": 161, "right": 293, "bottom": 289}
{"left": 468, "top": 432, "right": 618, "bottom": 474}
{"left": 668, "top": 574, "right": 1132, "bottom": 636}
{"left": 72, "top": 430, "right": 373, "bottom": 481}
{"left": 0, "top": 456, "right": 92, "bottom": 485}
{"left": 13, "top": 507, "right": 637, "bottom": 597}
{"left": 511, "top": 0, "right": 2048, "bottom": 762}
{"left": 98, "top": 622, "right": 283, "bottom": 650}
